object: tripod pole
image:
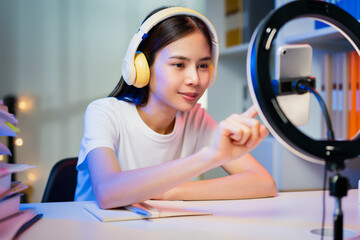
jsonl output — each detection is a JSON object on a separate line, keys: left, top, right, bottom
{"left": 334, "top": 195, "right": 343, "bottom": 240}
{"left": 329, "top": 172, "right": 349, "bottom": 240}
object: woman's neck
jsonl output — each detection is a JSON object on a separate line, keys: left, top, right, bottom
{"left": 136, "top": 104, "right": 177, "bottom": 135}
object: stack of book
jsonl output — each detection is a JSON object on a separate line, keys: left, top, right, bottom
{"left": 321, "top": 51, "right": 360, "bottom": 140}
{"left": 0, "top": 100, "right": 42, "bottom": 239}
{"left": 225, "top": 0, "right": 274, "bottom": 47}
{"left": 225, "top": 0, "right": 244, "bottom": 47}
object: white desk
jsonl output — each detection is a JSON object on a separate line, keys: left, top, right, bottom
{"left": 18, "top": 190, "right": 360, "bottom": 240}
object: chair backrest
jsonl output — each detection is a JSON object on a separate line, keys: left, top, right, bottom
{"left": 41, "top": 157, "right": 78, "bottom": 202}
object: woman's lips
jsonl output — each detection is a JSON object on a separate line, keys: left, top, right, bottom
{"left": 179, "top": 92, "right": 198, "bottom": 102}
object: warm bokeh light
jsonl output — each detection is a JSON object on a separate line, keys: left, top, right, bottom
{"left": 17, "top": 97, "right": 34, "bottom": 112}
{"left": 18, "top": 100, "right": 28, "bottom": 110}
{"left": 0, "top": 155, "right": 3, "bottom": 161}
{"left": 27, "top": 173, "right": 37, "bottom": 182}
{"left": 15, "top": 138, "right": 24, "bottom": 146}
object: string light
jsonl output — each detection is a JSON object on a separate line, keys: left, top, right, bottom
{"left": 15, "top": 138, "right": 23, "bottom": 146}
{"left": 17, "top": 97, "right": 34, "bottom": 111}
{"left": 27, "top": 173, "right": 37, "bottom": 182}
{"left": 18, "top": 100, "right": 28, "bottom": 110}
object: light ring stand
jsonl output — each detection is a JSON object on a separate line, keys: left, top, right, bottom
{"left": 246, "top": 1, "right": 360, "bottom": 239}
{"left": 247, "top": 0, "right": 360, "bottom": 166}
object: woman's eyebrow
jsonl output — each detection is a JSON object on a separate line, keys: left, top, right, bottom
{"left": 168, "top": 56, "right": 211, "bottom": 61}
{"left": 169, "top": 55, "right": 189, "bottom": 61}
{"left": 199, "top": 56, "right": 211, "bottom": 61}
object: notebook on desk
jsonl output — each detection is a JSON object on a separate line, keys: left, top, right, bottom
{"left": 84, "top": 200, "right": 212, "bottom": 222}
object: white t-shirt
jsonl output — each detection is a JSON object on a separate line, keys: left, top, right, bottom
{"left": 75, "top": 97, "right": 218, "bottom": 201}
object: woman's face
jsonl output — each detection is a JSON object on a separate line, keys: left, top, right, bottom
{"left": 148, "top": 31, "right": 211, "bottom": 113}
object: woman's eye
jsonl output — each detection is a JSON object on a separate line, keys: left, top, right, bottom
{"left": 173, "top": 63, "right": 184, "bottom": 68}
{"left": 198, "top": 63, "right": 209, "bottom": 69}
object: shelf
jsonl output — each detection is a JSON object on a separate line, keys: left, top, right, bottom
{"left": 283, "top": 24, "right": 356, "bottom": 52}
{"left": 219, "top": 43, "right": 249, "bottom": 58}
{"left": 218, "top": 25, "right": 356, "bottom": 58}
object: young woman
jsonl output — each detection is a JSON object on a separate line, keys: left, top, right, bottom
{"left": 75, "top": 7, "right": 277, "bottom": 209}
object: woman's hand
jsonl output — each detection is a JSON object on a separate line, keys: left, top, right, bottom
{"left": 211, "top": 105, "right": 268, "bottom": 165}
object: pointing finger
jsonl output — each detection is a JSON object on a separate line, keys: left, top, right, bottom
{"left": 242, "top": 105, "right": 258, "bottom": 118}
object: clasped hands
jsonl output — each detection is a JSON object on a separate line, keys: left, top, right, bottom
{"left": 211, "top": 105, "right": 268, "bottom": 163}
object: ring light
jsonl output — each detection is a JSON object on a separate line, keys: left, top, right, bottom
{"left": 247, "top": 0, "right": 360, "bottom": 166}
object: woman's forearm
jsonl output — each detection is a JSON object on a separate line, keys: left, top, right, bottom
{"left": 156, "top": 171, "right": 277, "bottom": 201}
{"left": 90, "top": 147, "right": 221, "bottom": 209}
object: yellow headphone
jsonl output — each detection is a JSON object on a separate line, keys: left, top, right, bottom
{"left": 121, "top": 7, "right": 219, "bottom": 88}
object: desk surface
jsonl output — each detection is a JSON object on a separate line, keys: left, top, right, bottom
{"left": 18, "top": 190, "right": 360, "bottom": 240}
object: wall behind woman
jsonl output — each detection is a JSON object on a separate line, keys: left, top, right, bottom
{"left": 0, "top": 0, "right": 206, "bottom": 202}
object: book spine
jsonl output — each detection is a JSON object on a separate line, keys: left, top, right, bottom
{"left": 340, "top": 52, "right": 349, "bottom": 139}
{"left": 332, "top": 53, "right": 341, "bottom": 139}
{"left": 357, "top": 48, "right": 360, "bottom": 136}
{"left": 225, "top": 0, "right": 243, "bottom": 47}
{"left": 348, "top": 51, "right": 358, "bottom": 138}
{"left": 321, "top": 53, "right": 333, "bottom": 138}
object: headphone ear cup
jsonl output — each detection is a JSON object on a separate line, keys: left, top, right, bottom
{"left": 133, "top": 52, "right": 150, "bottom": 88}
{"left": 209, "top": 61, "right": 215, "bottom": 86}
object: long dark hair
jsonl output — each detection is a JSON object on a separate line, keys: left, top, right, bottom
{"left": 108, "top": 7, "right": 213, "bottom": 106}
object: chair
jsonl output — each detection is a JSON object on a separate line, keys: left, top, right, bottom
{"left": 41, "top": 157, "right": 78, "bottom": 202}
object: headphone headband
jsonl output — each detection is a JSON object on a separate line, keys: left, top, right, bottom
{"left": 122, "top": 7, "right": 219, "bottom": 87}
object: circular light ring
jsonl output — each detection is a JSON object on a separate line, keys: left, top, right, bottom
{"left": 247, "top": 0, "right": 360, "bottom": 164}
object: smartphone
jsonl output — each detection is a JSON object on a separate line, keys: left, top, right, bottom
{"left": 275, "top": 44, "right": 312, "bottom": 126}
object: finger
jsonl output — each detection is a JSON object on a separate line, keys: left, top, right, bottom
{"left": 217, "top": 120, "right": 238, "bottom": 138}
{"left": 232, "top": 127, "right": 252, "bottom": 145}
{"left": 241, "top": 105, "right": 258, "bottom": 118}
{"left": 259, "top": 125, "right": 269, "bottom": 138}
{"left": 236, "top": 129, "right": 251, "bottom": 145}
{"left": 227, "top": 116, "right": 262, "bottom": 145}
{"left": 220, "top": 119, "right": 250, "bottom": 145}
{"left": 245, "top": 120, "right": 260, "bottom": 148}
{"left": 222, "top": 119, "right": 244, "bottom": 141}
{"left": 226, "top": 118, "right": 253, "bottom": 143}
{"left": 228, "top": 114, "right": 259, "bottom": 128}
{"left": 226, "top": 118, "right": 243, "bottom": 141}
{"left": 245, "top": 125, "right": 269, "bottom": 149}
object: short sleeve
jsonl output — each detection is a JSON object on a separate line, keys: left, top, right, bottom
{"left": 77, "top": 99, "right": 119, "bottom": 170}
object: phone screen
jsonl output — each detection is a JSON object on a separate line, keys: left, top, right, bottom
{"left": 275, "top": 44, "right": 312, "bottom": 126}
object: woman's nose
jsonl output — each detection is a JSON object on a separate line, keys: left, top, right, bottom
{"left": 184, "top": 66, "right": 200, "bottom": 85}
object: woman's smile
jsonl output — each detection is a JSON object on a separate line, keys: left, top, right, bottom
{"left": 178, "top": 91, "right": 199, "bottom": 102}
